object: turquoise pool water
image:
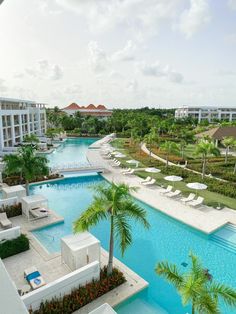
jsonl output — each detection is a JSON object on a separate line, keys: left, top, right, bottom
{"left": 31, "top": 139, "right": 236, "bottom": 314}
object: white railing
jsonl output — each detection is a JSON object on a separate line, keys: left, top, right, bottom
{"left": 22, "top": 261, "right": 100, "bottom": 311}
{"left": 0, "top": 226, "right": 21, "bottom": 242}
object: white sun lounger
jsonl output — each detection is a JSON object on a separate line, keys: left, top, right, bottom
{"left": 30, "top": 207, "right": 49, "bottom": 219}
{"left": 166, "top": 190, "right": 181, "bottom": 198}
{"left": 188, "top": 196, "right": 204, "bottom": 207}
{"left": 181, "top": 193, "right": 196, "bottom": 204}
{"left": 24, "top": 266, "right": 46, "bottom": 290}
{"left": 140, "top": 176, "right": 151, "bottom": 184}
{"left": 124, "top": 169, "right": 134, "bottom": 175}
{"left": 121, "top": 168, "right": 131, "bottom": 174}
{"left": 142, "top": 178, "right": 156, "bottom": 186}
{"left": 112, "top": 161, "right": 121, "bottom": 167}
{"left": 0, "top": 212, "right": 12, "bottom": 229}
{"left": 160, "top": 185, "right": 173, "bottom": 194}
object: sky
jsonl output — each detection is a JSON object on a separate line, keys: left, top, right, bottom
{"left": 0, "top": 0, "right": 236, "bottom": 109}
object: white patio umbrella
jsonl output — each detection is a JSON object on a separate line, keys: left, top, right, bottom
{"left": 126, "top": 159, "right": 139, "bottom": 168}
{"left": 186, "top": 182, "right": 207, "bottom": 195}
{"left": 145, "top": 167, "right": 161, "bottom": 173}
{"left": 164, "top": 175, "right": 183, "bottom": 187}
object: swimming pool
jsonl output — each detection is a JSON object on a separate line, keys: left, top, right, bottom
{"left": 31, "top": 139, "right": 236, "bottom": 314}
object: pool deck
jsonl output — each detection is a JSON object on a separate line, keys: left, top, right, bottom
{"left": 87, "top": 147, "right": 236, "bottom": 235}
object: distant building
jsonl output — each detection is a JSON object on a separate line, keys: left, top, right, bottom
{"left": 0, "top": 97, "right": 47, "bottom": 155}
{"left": 196, "top": 126, "right": 236, "bottom": 146}
{"left": 175, "top": 106, "right": 236, "bottom": 123}
{"left": 62, "top": 103, "right": 112, "bottom": 119}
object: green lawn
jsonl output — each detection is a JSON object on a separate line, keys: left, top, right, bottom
{"left": 111, "top": 138, "right": 236, "bottom": 210}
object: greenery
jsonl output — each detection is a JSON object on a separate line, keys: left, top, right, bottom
{"left": 3, "top": 145, "right": 49, "bottom": 195}
{"left": 0, "top": 234, "right": 29, "bottom": 259}
{"left": 73, "top": 182, "right": 150, "bottom": 275}
{"left": 3, "top": 173, "right": 61, "bottom": 187}
{"left": 23, "top": 134, "right": 40, "bottom": 145}
{"left": 30, "top": 266, "right": 125, "bottom": 314}
{"left": 156, "top": 252, "right": 236, "bottom": 314}
{"left": 0, "top": 203, "right": 22, "bottom": 218}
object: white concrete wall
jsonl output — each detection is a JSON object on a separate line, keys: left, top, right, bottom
{"left": 22, "top": 261, "right": 100, "bottom": 311}
{"left": 0, "top": 226, "right": 21, "bottom": 241}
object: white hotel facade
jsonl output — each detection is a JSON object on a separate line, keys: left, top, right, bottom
{"left": 0, "top": 97, "right": 47, "bottom": 155}
{"left": 175, "top": 106, "right": 236, "bottom": 123}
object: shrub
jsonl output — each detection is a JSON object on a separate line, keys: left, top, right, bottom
{"left": 30, "top": 266, "right": 126, "bottom": 314}
{"left": 0, "top": 203, "right": 22, "bottom": 217}
{"left": 0, "top": 234, "right": 29, "bottom": 259}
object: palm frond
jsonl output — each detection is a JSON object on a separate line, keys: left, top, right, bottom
{"left": 155, "top": 261, "right": 184, "bottom": 289}
{"left": 120, "top": 200, "right": 150, "bottom": 229}
{"left": 209, "top": 283, "right": 236, "bottom": 307}
{"left": 195, "top": 292, "right": 220, "bottom": 314}
{"left": 114, "top": 213, "right": 132, "bottom": 255}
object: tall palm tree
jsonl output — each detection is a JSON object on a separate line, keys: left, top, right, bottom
{"left": 160, "top": 141, "right": 179, "bottom": 168}
{"left": 23, "top": 134, "right": 40, "bottom": 145}
{"left": 222, "top": 136, "right": 236, "bottom": 164}
{"left": 3, "top": 145, "right": 49, "bottom": 195}
{"left": 73, "top": 182, "right": 150, "bottom": 275}
{"left": 156, "top": 252, "right": 236, "bottom": 314}
{"left": 195, "top": 140, "right": 220, "bottom": 178}
{"left": 144, "top": 127, "right": 159, "bottom": 159}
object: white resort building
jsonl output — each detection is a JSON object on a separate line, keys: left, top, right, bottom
{"left": 175, "top": 106, "right": 236, "bottom": 123}
{"left": 0, "top": 97, "right": 47, "bottom": 155}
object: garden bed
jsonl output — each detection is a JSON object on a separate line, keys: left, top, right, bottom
{"left": 0, "top": 234, "right": 29, "bottom": 259}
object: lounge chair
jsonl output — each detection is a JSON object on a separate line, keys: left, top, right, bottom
{"left": 140, "top": 176, "right": 151, "bottom": 184}
{"left": 30, "top": 207, "right": 49, "bottom": 219}
{"left": 160, "top": 185, "right": 173, "bottom": 194}
{"left": 124, "top": 169, "right": 134, "bottom": 175}
{"left": 121, "top": 168, "right": 131, "bottom": 174}
{"left": 181, "top": 193, "right": 196, "bottom": 204}
{"left": 142, "top": 178, "right": 156, "bottom": 186}
{"left": 0, "top": 212, "right": 12, "bottom": 229}
{"left": 24, "top": 266, "right": 46, "bottom": 290}
{"left": 166, "top": 190, "right": 181, "bottom": 198}
{"left": 112, "top": 161, "right": 121, "bottom": 167}
{"left": 188, "top": 196, "right": 204, "bottom": 207}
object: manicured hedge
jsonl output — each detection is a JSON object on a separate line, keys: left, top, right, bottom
{"left": 30, "top": 266, "right": 126, "bottom": 314}
{"left": 0, "top": 234, "right": 30, "bottom": 259}
{"left": 0, "top": 203, "right": 22, "bottom": 218}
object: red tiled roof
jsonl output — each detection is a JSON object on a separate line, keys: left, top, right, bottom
{"left": 63, "top": 103, "right": 80, "bottom": 110}
{"left": 87, "top": 104, "right": 96, "bottom": 109}
{"left": 97, "top": 104, "right": 106, "bottom": 110}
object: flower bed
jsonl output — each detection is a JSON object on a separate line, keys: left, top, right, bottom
{"left": 3, "top": 173, "right": 61, "bottom": 186}
{"left": 29, "top": 266, "right": 126, "bottom": 314}
{"left": 0, "top": 234, "right": 29, "bottom": 259}
{"left": 0, "top": 203, "right": 22, "bottom": 217}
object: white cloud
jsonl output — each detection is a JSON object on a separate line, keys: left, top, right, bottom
{"left": 111, "top": 40, "right": 136, "bottom": 62}
{"left": 228, "top": 0, "right": 236, "bottom": 10}
{"left": 25, "top": 60, "right": 63, "bottom": 80}
{"left": 139, "top": 61, "right": 184, "bottom": 83}
{"left": 225, "top": 33, "right": 236, "bottom": 44}
{"left": 178, "top": 0, "right": 211, "bottom": 38}
{"left": 0, "top": 79, "right": 8, "bottom": 92}
{"left": 127, "top": 79, "right": 138, "bottom": 92}
{"left": 88, "top": 41, "right": 108, "bottom": 73}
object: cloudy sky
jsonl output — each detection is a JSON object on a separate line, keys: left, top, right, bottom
{"left": 0, "top": 0, "right": 236, "bottom": 108}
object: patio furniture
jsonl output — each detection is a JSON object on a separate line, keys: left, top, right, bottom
{"left": 21, "top": 195, "right": 49, "bottom": 220}
{"left": 0, "top": 213, "right": 12, "bottom": 229}
{"left": 30, "top": 207, "right": 49, "bottom": 219}
{"left": 142, "top": 178, "right": 156, "bottom": 186}
{"left": 112, "top": 161, "right": 121, "bottom": 167}
{"left": 121, "top": 168, "right": 131, "bottom": 174}
{"left": 166, "top": 190, "right": 181, "bottom": 198}
{"left": 124, "top": 169, "right": 134, "bottom": 175}
{"left": 181, "top": 193, "right": 196, "bottom": 204}
{"left": 1, "top": 185, "right": 26, "bottom": 201}
{"left": 160, "top": 185, "right": 173, "bottom": 194}
{"left": 188, "top": 196, "right": 204, "bottom": 207}
{"left": 24, "top": 266, "right": 46, "bottom": 290}
{"left": 140, "top": 176, "right": 151, "bottom": 184}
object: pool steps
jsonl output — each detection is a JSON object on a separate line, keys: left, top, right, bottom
{"left": 210, "top": 223, "right": 236, "bottom": 254}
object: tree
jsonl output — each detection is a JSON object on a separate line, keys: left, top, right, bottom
{"left": 144, "top": 127, "right": 159, "bottom": 159}
{"left": 195, "top": 140, "right": 220, "bottom": 178}
{"left": 156, "top": 252, "right": 236, "bottom": 314}
{"left": 160, "top": 141, "right": 179, "bottom": 168}
{"left": 179, "top": 139, "right": 187, "bottom": 160}
{"left": 222, "top": 136, "right": 236, "bottom": 164}
{"left": 23, "top": 134, "right": 39, "bottom": 145}
{"left": 73, "top": 182, "right": 150, "bottom": 275}
{"left": 3, "top": 146, "right": 49, "bottom": 195}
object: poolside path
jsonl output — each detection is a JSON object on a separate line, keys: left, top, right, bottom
{"left": 87, "top": 146, "right": 236, "bottom": 234}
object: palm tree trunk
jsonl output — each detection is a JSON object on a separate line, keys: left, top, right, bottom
{"left": 166, "top": 155, "right": 169, "bottom": 168}
{"left": 25, "top": 181, "right": 30, "bottom": 196}
{"left": 225, "top": 146, "right": 229, "bottom": 164}
{"left": 192, "top": 305, "right": 195, "bottom": 314}
{"left": 107, "top": 214, "right": 114, "bottom": 275}
{"left": 202, "top": 157, "right": 206, "bottom": 178}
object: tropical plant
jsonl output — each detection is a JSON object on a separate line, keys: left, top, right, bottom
{"left": 160, "top": 141, "right": 179, "bottom": 168}
{"left": 179, "top": 139, "right": 187, "bottom": 160}
{"left": 3, "top": 146, "right": 49, "bottom": 195}
{"left": 23, "top": 134, "right": 39, "bottom": 145}
{"left": 194, "top": 140, "right": 220, "bottom": 178}
{"left": 156, "top": 252, "right": 236, "bottom": 314}
{"left": 222, "top": 136, "right": 236, "bottom": 164}
{"left": 144, "top": 127, "right": 159, "bottom": 158}
{"left": 73, "top": 182, "right": 150, "bottom": 275}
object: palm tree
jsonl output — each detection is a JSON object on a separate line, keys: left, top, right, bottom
{"left": 179, "top": 139, "right": 187, "bottom": 160}
{"left": 144, "top": 127, "right": 159, "bottom": 159}
{"left": 195, "top": 140, "right": 220, "bottom": 178}
{"left": 160, "top": 141, "right": 179, "bottom": 168}
{"left": 3, "top": 145, "right": 49, "bottom": 195}
{"left": 73, "top": 182, "right": 150, "bottom": 275}
{"left": 222, "top": 136, "right": 236, "bottom": 164}
{"left": 156, "top": 252, "right": 236, "bottom": 314}
{"left": 23, "top": 134, "right": 40, "bottom": 145}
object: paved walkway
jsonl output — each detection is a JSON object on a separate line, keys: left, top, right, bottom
{"left": 87, "top": 147, "right": 236, "bottom": 234}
